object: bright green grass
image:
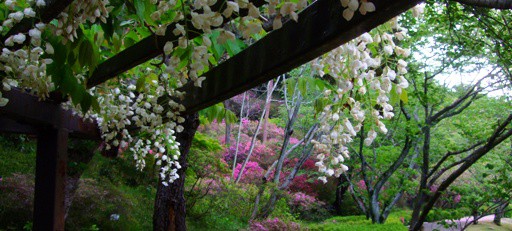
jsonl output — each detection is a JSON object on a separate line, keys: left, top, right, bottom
{"left": 308, "top": 211, "right": 410, "bottom": 231}
{"left": 466, "top": 220, "right": 512, "bottom": 231}
{"left": 0, "top": 139, "right": 36, "bottom": 177}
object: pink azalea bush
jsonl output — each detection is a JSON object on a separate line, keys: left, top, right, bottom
{"left": 223, "top": 139, "right": 277, "bottom": 168}
{"left": 357, "top": 180, "right": 367, "bottom": 190}
{"left": 288, "top": 191, "right": 329, "bottom": 221}
{"left": 232, "top": 161, "right": 265, "bottom": 183}
{"left": 289, "top": 192, "right": 325, "bottom": 211}
{"left": 453, "top": 194, "right": 461, "bottom": 204}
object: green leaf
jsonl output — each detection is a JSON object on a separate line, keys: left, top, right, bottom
{"left": 136, "top": 76, "right": 146, "bottom": 91}
{"left": 101, "top": 17, "right": 114, "bottom": 40}
{"left": 80, "top": 93, "right": 93, "bottom": 113}
{"left": 298, "top": 77, "right": 307, "bottom": 96}
{"left": 286, "top": 78, "right": 296, "bottom": 97}
{"left": 112, "top": 32, "right": 121, "bottom": 52}
{"left": 224, "top": 39, "right": 244, "bottom": 56}
{"left": 400, "top": 89, "right": 409, "bottom": 104}
{"left": 314, "top": 98, "right": 329, "bottom": 114}
{"left": 225, "top": 110, "right": 237, "bottom": 125}
{"left": 91, "top": 97, "right": 101, "bottom": 113}
{"left": 52, "top": 40, "right": 68, "bottom": 65}
{"left": 78, "top": 39, "right": 94, "bottom": 67}
{"left": 313, "top": 78, "right": 327, "bottom": 91}
{"left": 47, "top": 63, "right": 64, "bottom": 86}
{"left": 134, "top": 0, "right": 146, "bottom": 22}
{"left": 70, "top": 85, "right": 85, "bottom": 105}
{"left": 390, "top": 85, "right": 400, "bottom": 105}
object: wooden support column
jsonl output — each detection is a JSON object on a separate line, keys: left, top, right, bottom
{"left": 33, "top": 127, "right": 69, "bottom": 231}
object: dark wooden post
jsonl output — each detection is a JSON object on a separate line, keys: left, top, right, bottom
{"left": 33, "top": 127, "right": 68, "bottom": 231}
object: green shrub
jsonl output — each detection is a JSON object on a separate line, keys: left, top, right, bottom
{"left": 83, "top": 153, "right": 158, "bottom": 187}
{"left": 335, "top": 195, "right": 365, "bottom": 216}
{"left": 66, "top": 179, "right": 154, "bottom": 230}
{"left": 270, "top": 196, "right": 297, "bottom": 221}
{"left": 187, "top": 182, "right": 257, "bottom": 230}
{"left": 425, "top": 207, "right": 471, "bottom": 222}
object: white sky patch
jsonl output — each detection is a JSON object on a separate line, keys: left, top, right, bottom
{"left": 413, "top": 37, "right": 511, "bottom": 98}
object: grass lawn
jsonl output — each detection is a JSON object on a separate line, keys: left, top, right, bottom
{"left": 307, "top": 210, "right": 410, "bottom": 231}
{"left": 466, "top": 220, "right": 512, "bottom": 231}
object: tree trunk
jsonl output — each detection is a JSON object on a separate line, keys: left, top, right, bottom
{"left": 232, "top": 92, "right": 247, "bottom": 180}
{"left": 494, "top": 202, "right": 508, "bottom": 226}
{"left": 65, "top": 140, "right": 98, "bottom": 219}
{"left": 369, "top": 193, "right": 382, "bottom": 223}
{"left": 224, "top": 101, "right": 231, "bottom": 147}
{"left": 472, "top": 210, "right": 479, "bottom": 225}
{"left": 334, "top": 174, "right": 351, "bottom": 214}
{"left": 410, "top": 126, "right": 431, "bottom": 230}
{"left": 153, "top": 113, "right": 199, "bottom": 231}
{"left": 258, "top": 190, "right": 280, "bottom": 219}
{"left": 262, "top": 80, "right": 273, "bottom": 144}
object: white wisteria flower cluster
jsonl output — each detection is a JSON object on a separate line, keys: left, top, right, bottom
{"left": 341, "top": 0, "right": 376, "bottom": 21}
{"left": 82, "top": 79, "right": 187, "bottom": 185}
{"left": 1, "top": 1, "right": 54, "bottom": 102}
{"left": 311, "top": 16, "right": 414, "bottom": 184}
{"left": 50, "top": 0, "right": 111, "bottom": 43}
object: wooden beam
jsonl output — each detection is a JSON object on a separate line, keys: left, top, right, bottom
{"left": 86, "top": 0, "right": 266, "bottom": 88}
{"left": 175, "top": 0, "right": 423, "bottom": 114}
{"left": 0, "top": 89, "right": 100, "bottom": 140}
{"left": 33, "top": 127, "right": 68, "bottom": 231}
{"left": 0, "top": 117, "right": 37, "bottom": 135}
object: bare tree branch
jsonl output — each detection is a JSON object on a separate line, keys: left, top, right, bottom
{"left": 452, "top": 0, "right": 512, "bottom": 10}
{"left": 427, "top": 140, "right": 485, "bottom": 180}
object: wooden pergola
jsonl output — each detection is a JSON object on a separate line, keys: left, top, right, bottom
{"left": 0, "top": 0, "right": 421, "bottom": 229}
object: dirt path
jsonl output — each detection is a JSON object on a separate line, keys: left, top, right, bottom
{"left": 422, "top": 215, "right": 512, "bottom": 231}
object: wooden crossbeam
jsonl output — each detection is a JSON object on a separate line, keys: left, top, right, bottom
{"left": 86, "top": 0, "right": 266, "bottom": 88}
{"left": 175, "top": 0, "right": 423, "bottom": 114}
{"left": 0, "top": 117, "right": 37, "bottom": 135}
{"left": 0, "top": 89, "right": 100, "bottom": 140}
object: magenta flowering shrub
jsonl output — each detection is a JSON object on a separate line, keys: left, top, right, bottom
{"left": 289, "top": 192, "right": 325, "bottom": 210}
{"left": 198, "top": 120, "right": 227, "bottom": 144}
{"left": 223, "top": 139, "right": 277, "bottom": 167}
{"left": 286, "top": 174, "right": 317, "bottom": 196}
{"left": 288, "top": 192, "right": 330, "bottom": 221}
{"left": 194, "top": 178, "right": 224, "bottom": 195}
{"left": 249, "top": 218, "right": 301, "bottom": 231}
{"left": 283, "top": 159, "right": 324, "bottom": 196}
{"left": 289, "top": 137, "right": 300, "bottom": 145}
{"left": 229, "top": 91, "right": 265, "bottom": 120}
{"left": 453, "top": 194, "right": 461, "bottom": 204}
{"left": 357, "top": 180, "right": 367, "bottom": 190}
{"left": 232, "top": 161, "right": 265, "bottom": 184}
{"left": 301, "top": 159, "right": 317, "bottom": 171}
